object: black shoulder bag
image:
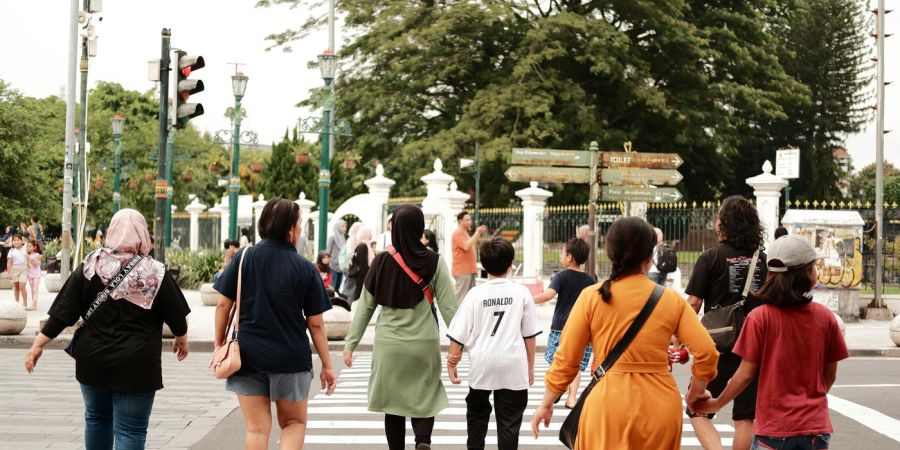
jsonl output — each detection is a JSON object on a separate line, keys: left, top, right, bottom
{"left": 64, "top": 254, "right": 144, "bottom": 358}
{"left": 559, "top": 284, "right": 664, "bottom": 449}
{"left": 700, "top": 249, "right": 759, "bottom": 353}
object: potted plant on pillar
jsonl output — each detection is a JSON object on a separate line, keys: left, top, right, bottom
{"left": 342, "top": 153, "right": 361, "bottom": 170}
{"left": 295, "top": 151, "right": 310, "bottom": 165}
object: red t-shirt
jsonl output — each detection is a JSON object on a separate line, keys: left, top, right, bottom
{"left": 733, "top": 302, "right": 849, "bottom": 437}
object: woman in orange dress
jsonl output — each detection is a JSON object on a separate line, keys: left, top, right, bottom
{"left": 531, "top": 217, "right": 720, "bottom": 449}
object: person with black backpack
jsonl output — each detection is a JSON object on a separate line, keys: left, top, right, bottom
{"left": 649, "top": 228, "right": 678, "bottom": 286}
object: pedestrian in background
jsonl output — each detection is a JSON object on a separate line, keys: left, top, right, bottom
{"left": 24, "top": 209, "right": 191, "bottom": 450}
{"left": 533, "top": 237, "right": 595, "bottom": 408}
{"left": 316, "top": 251, "right": 334, "bottom": 290}
{"left": 531, "top": 217, "right": 719, "bottom": 449}
{"left": 451, "top": 211, "right": 487, "bottom": 303}
{"left": 343, "top": 226, "right": 373, "bottom": 303}
{"left": 214, "top": 239, "right": 240, "bottom": 283}
{"left": 685, "top": 195, "right": 767, "bottom": 450}
{"left": 26, "top": 239, "right": 42, "bottom": 310}
{"left": 690, "top": 235, "right": 849, "bottom": 449}
{"left": 213, "top": 198, "right": 336, "bottom": 450}
{"left": 648, "top": 227, "right": 667, "bottom": 285}
{"left": 774, "top": 226, "right": 789, "bottom": 240}
{"left": 325, "top": 220, "right": 347, "bottom": 292}
{"left": 27, "top": 216, "right": 44, "bottom": 245}
{"left": 447, "top": 237, "right": 542, "bottom": 450}
{"left": 375, "top": 215, "right": 393, "bottom": 252}
{"left": 421, "top": 229, "right": 439, "bottom": 253}
{"left": 339, "top": 222, "right": 364, "bottom": 283}
{"left": 343, "top": 204, "right": 458, "bottom": 450}
{"left": 7, "top": 235, "right": 28, "bottom": 308}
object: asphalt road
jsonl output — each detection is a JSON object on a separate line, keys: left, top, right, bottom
{"left": 193, "top": 356, "right": 900, "bottom": 450}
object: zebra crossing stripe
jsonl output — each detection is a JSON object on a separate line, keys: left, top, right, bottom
{"left": 303, "top": 420, "right": 735, "bottom": 433}
{"left": 301, "top": 434, "right": 735, "bottom": 447}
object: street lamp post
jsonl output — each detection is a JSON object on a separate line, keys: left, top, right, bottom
{"left": 111, "top": 112, "right": 125, "bottom": 214}
{"left": 228, "top": 72, "right": 248, "bottom": 241}
{"left": 317, "top": 50, "right": 337, "bottom": 252}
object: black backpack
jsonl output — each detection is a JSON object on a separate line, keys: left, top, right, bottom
{"left": 656, "top": 245, "right": 678, "bottom": 274}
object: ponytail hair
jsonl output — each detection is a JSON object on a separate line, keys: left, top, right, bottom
{"left": 598, "top": 217, "right": 657, "bottom": 302}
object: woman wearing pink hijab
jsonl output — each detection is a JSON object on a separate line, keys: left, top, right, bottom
{"left": 24, "top": 209, "right": 191, "bottom": 450}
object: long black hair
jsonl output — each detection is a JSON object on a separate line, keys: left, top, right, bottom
{"left": 717, "top": 196, "right": 764, "bottom": 251}
{"left": 599, "top": 217, "right": 657, "bottom": 302}
{"left": 422, "top": 229, "right": 438, "bottom": 253}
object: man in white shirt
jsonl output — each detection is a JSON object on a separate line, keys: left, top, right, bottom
{"left": 446, "top": 237, "right": 542, "bottom": 450}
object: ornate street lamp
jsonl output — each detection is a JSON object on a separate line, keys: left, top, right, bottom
{"left": 110, "top": 112, "right": 125, "bottom": 213}
{"left": 227, "top": 71, "right": 249, "bottom": 240}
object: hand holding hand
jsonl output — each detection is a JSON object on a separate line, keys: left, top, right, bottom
{"left": 343, "top": 349, "right": 353, "bottom": 368}
{"left": 447, "top": 351, "right": 462, "bottom": 367}
{"left": 448, "top": 363, "right": 461, "bottom": 384}
{"left": 531, "top": 405, "right": 553, "bottom": 438}
{"left": 321, "top": 366, "right": 337, "bottom": 395}
{"left": 173, "top": 335, "right": 189, "bottom": 361}
{"left": 685, "top": 389, "right": 712, "bottom": 414}
{"left": 24, "top": 345, "right": 42, "bottom": 373}
{"left": 691, "top": 397, "right": 719, "bottom": 415}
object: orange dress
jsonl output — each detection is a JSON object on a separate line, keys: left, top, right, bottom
{"left": 545, "top": 274, "right": 719, "bottom": 450}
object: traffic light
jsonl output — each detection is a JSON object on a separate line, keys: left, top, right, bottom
{"left": 174, "top": 50, "right": 204, "bottom": 129}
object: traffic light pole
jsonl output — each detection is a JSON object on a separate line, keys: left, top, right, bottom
{"left": 61, "top": 0, "right": 79, "bottom": 279}
{"left": 317, "top": 82, "right": 333, "bottom": 252}
{"left": 228, "top": 95, "right": 244, "bottom": 241}
{"left": 112, "top": 133, "right": 122, "bottom": 213}
{"left": 154, "top": 28, "right": 171, "bottom": 263}
{"left": 165, "top": 129, "right": 175, "bottom": 246}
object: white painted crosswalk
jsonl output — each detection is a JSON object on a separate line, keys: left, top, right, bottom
{"left": 303, "top": 355, "right": 734, "bottom": 449}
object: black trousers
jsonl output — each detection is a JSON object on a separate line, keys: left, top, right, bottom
{"left": 466, "top": 388, "right": 528, "bottom": 450}
{"left": 384, "top": 414, "right": 434, "bottom": 450}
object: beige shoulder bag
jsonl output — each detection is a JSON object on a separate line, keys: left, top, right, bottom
{"left": 211, "top": 248, "right": 248, "bottom": 379}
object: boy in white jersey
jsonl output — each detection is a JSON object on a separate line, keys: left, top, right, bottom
{"left": 446, "top": 237, "right": 542, "bottom": 450}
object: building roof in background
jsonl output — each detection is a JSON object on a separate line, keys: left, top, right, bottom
{"left": 833, "top": 147, "right": 850, "bottom": 159}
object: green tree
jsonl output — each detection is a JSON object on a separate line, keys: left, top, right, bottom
{"left": 261, "top": 129, "right": 320, "bottom": 201}
{"left": 260, "top": 0, "right": 805, "bottom": 205}
{"left": 850, "top": 162, "right": 900, "bottom": 201}
{"left": 0, "top": 80, "right": 66, "bottom": 228}
{"left": 769, "top": 0, "right": 872, "bottom": 198}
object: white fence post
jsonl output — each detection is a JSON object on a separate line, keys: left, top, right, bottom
{"left": 439, "top": 181, "right": 472, "bottom": 268}
{"left": 364, "top": 163, "right": 396, "bottom": 235}
{"left": 185, "top": 196, "right": 207, "bottom": 252}
{"left": 516, "top": 181, "right": 553, "bottom": 277}
{"left": 252, "top": 194, "right": 267, "bottom": 244}
{"left": 746, "top": 160, "right": 788, "bottom": 249}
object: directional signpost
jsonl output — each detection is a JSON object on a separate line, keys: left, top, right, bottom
{"left": 602, "top": 186, "right": 683, "bottom": 203}
{"left": 600, "top": 168, "right": 683, "bottom": 186}
{"left": 505, "top": 166, "right": 590, "bottom": 184}
{"left": 601, "top": 151, "right": 683, "bottom": 169}
{"left": 511, "top": 148, "right": 591, "bottom": 167}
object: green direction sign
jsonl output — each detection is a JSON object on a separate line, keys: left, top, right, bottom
{"left": 600, "top": 168, "right": 683, "bottom": 186}
{"left": 511, "top": 148, "right": 591, "bottom": 167}
{"left": 602, "top": 186, "right": 682, "bottom": 203}
{"left": 601, "top": 152, "right": 683, "bottom": 169}
{"left": 505, "top": 166, "right": 589, "bottom": 184}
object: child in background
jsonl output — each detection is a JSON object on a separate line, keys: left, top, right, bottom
{"left": 26, "top": 240, "right": 42, "bottom": 310}
{"left": 533, "top": 238, "right": 596, "bottom": 408}
{"left": 690, "top": 235, "right": 849, "bottom": 449}
{"left": 316, "top": 251, "right": 334, "bottom": 289}
{"left": 6, "top": 235, "right": 28, "bottom": 308}
{"left": 447, "top": 237, "right": 542, "bottom": 450}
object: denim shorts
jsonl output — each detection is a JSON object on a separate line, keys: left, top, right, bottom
{"left": 226, "top": 370, "right": 313, "bottom": 402}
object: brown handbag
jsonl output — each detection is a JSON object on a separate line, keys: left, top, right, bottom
{"left": 211, "top": 248, "right": 248, "bottom": 379}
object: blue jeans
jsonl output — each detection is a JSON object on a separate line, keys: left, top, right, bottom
{"left": 752, "top": 434, "right": 831, "bottom": 450}
{"left": 332, "top": 270, "right": 344, "bottom": 292}
{"left": 80, "top": 383, "right": 156, "bottom": 450}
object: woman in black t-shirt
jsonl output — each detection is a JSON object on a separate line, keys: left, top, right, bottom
{"left": 685, "top": 195, "right": 767, "bottom": 450}
{"left": 213, "top": 198, "right": 336, "bottom": 450}
{"left": 24, "top": 209, "right": 191, "bottom": 450}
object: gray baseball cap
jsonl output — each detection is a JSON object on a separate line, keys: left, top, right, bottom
{"left": 767, "top": 234, "right": 819, "bottom": 272}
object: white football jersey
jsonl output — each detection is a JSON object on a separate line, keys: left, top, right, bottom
{"left": 447, "top": 278, "right": 542, "bottom": 391}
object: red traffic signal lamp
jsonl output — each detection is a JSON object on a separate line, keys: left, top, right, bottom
{"left": 174, "top": 50, "right": 205, "bottom": 129}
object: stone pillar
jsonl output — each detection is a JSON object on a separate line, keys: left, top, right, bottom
{"left": 216, "top": 198, "right": 230, "bottom": 244}
{"left": 438, "top": 181, "right": 472, "bottom": 268}
{"left": 295, "top": 192, "right": 317, "bottom": 259}
{"left": 295, "top": 192, "right": 317, "bottom": 224}
{"left": 516, "top": 181, "right": 553, "bottom": 277}
{"left": 364, "top": 164, "right": 396, "bottom": 234}
{"left": 420, "top": 159, "right": 454, "bottom": 218}
{"left": 252, "top": 194, "right": 267, "bottom": 244}
{"left": 185, "top": 196, "right": 207, "bottom": 252}
{"left": 746, "top": 160, "right": 788, "bottom": 249}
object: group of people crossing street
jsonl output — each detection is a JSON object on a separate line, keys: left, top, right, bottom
{"left": 22, "top": 196, "right": 849, "bottom": 450}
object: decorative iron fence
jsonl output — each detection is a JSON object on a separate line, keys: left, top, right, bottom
{"left": 170, "top": 214, "right": 221, "bottom": 250}
{"left": 471, "top": 206, "right": 524, "bottom": 272}
{"left": 542, "top": 203, "right": 625, "bottom": 278}
{"left": 646, "top": 202, "right": 719, "bottom": 282}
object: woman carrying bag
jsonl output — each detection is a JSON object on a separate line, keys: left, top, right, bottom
{"left": 342, "top": 204, "right": 458, "bottom": 450}
{"left": 24, "top": 209, "right": 191, "bottom": 450}
{"left": 213, "top": 198, "right": 336, "bottom": 450}
{"left": 531, "top": 217, "right": 719, "bottom": 449}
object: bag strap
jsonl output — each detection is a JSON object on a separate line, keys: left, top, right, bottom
{"left": 741, "top": 249, "right": 761, "bottom": 300}
{"left": 83, "top": 254, "right": 145, "bottom": 321}
{"left": 386, "top": 245, "right": 434, "bottom": 305}
{"left": 592, "top": 284, "right": 664, "bottom": 380}
{"left": 225, "top": 248, "right": 250, "bottom": 340}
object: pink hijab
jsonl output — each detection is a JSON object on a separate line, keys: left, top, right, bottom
{"left": 82, "top": 209, "right": 166, "bottom": 308}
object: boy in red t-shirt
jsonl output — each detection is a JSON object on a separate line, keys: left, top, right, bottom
{"left": 690, "top": 235, "right": 849, "bottom": 449}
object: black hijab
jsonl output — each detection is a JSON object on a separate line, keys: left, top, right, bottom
{"left": 316, "top": 251, "right": 331, "bottom": 273}
{"left": 365, "top": 204, "right": 440, "bottom": 309}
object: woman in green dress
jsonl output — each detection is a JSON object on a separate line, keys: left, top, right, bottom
{"left": 343, "top": 204, "right": 458, "bottom": 450}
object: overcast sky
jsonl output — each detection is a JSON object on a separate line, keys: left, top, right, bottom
{"left": 2, "top": 0, "right": 897, "bottom": 175}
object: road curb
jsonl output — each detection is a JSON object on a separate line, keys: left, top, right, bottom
{"left": 2, "top": 335, "right": 899, "bottom": 357}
